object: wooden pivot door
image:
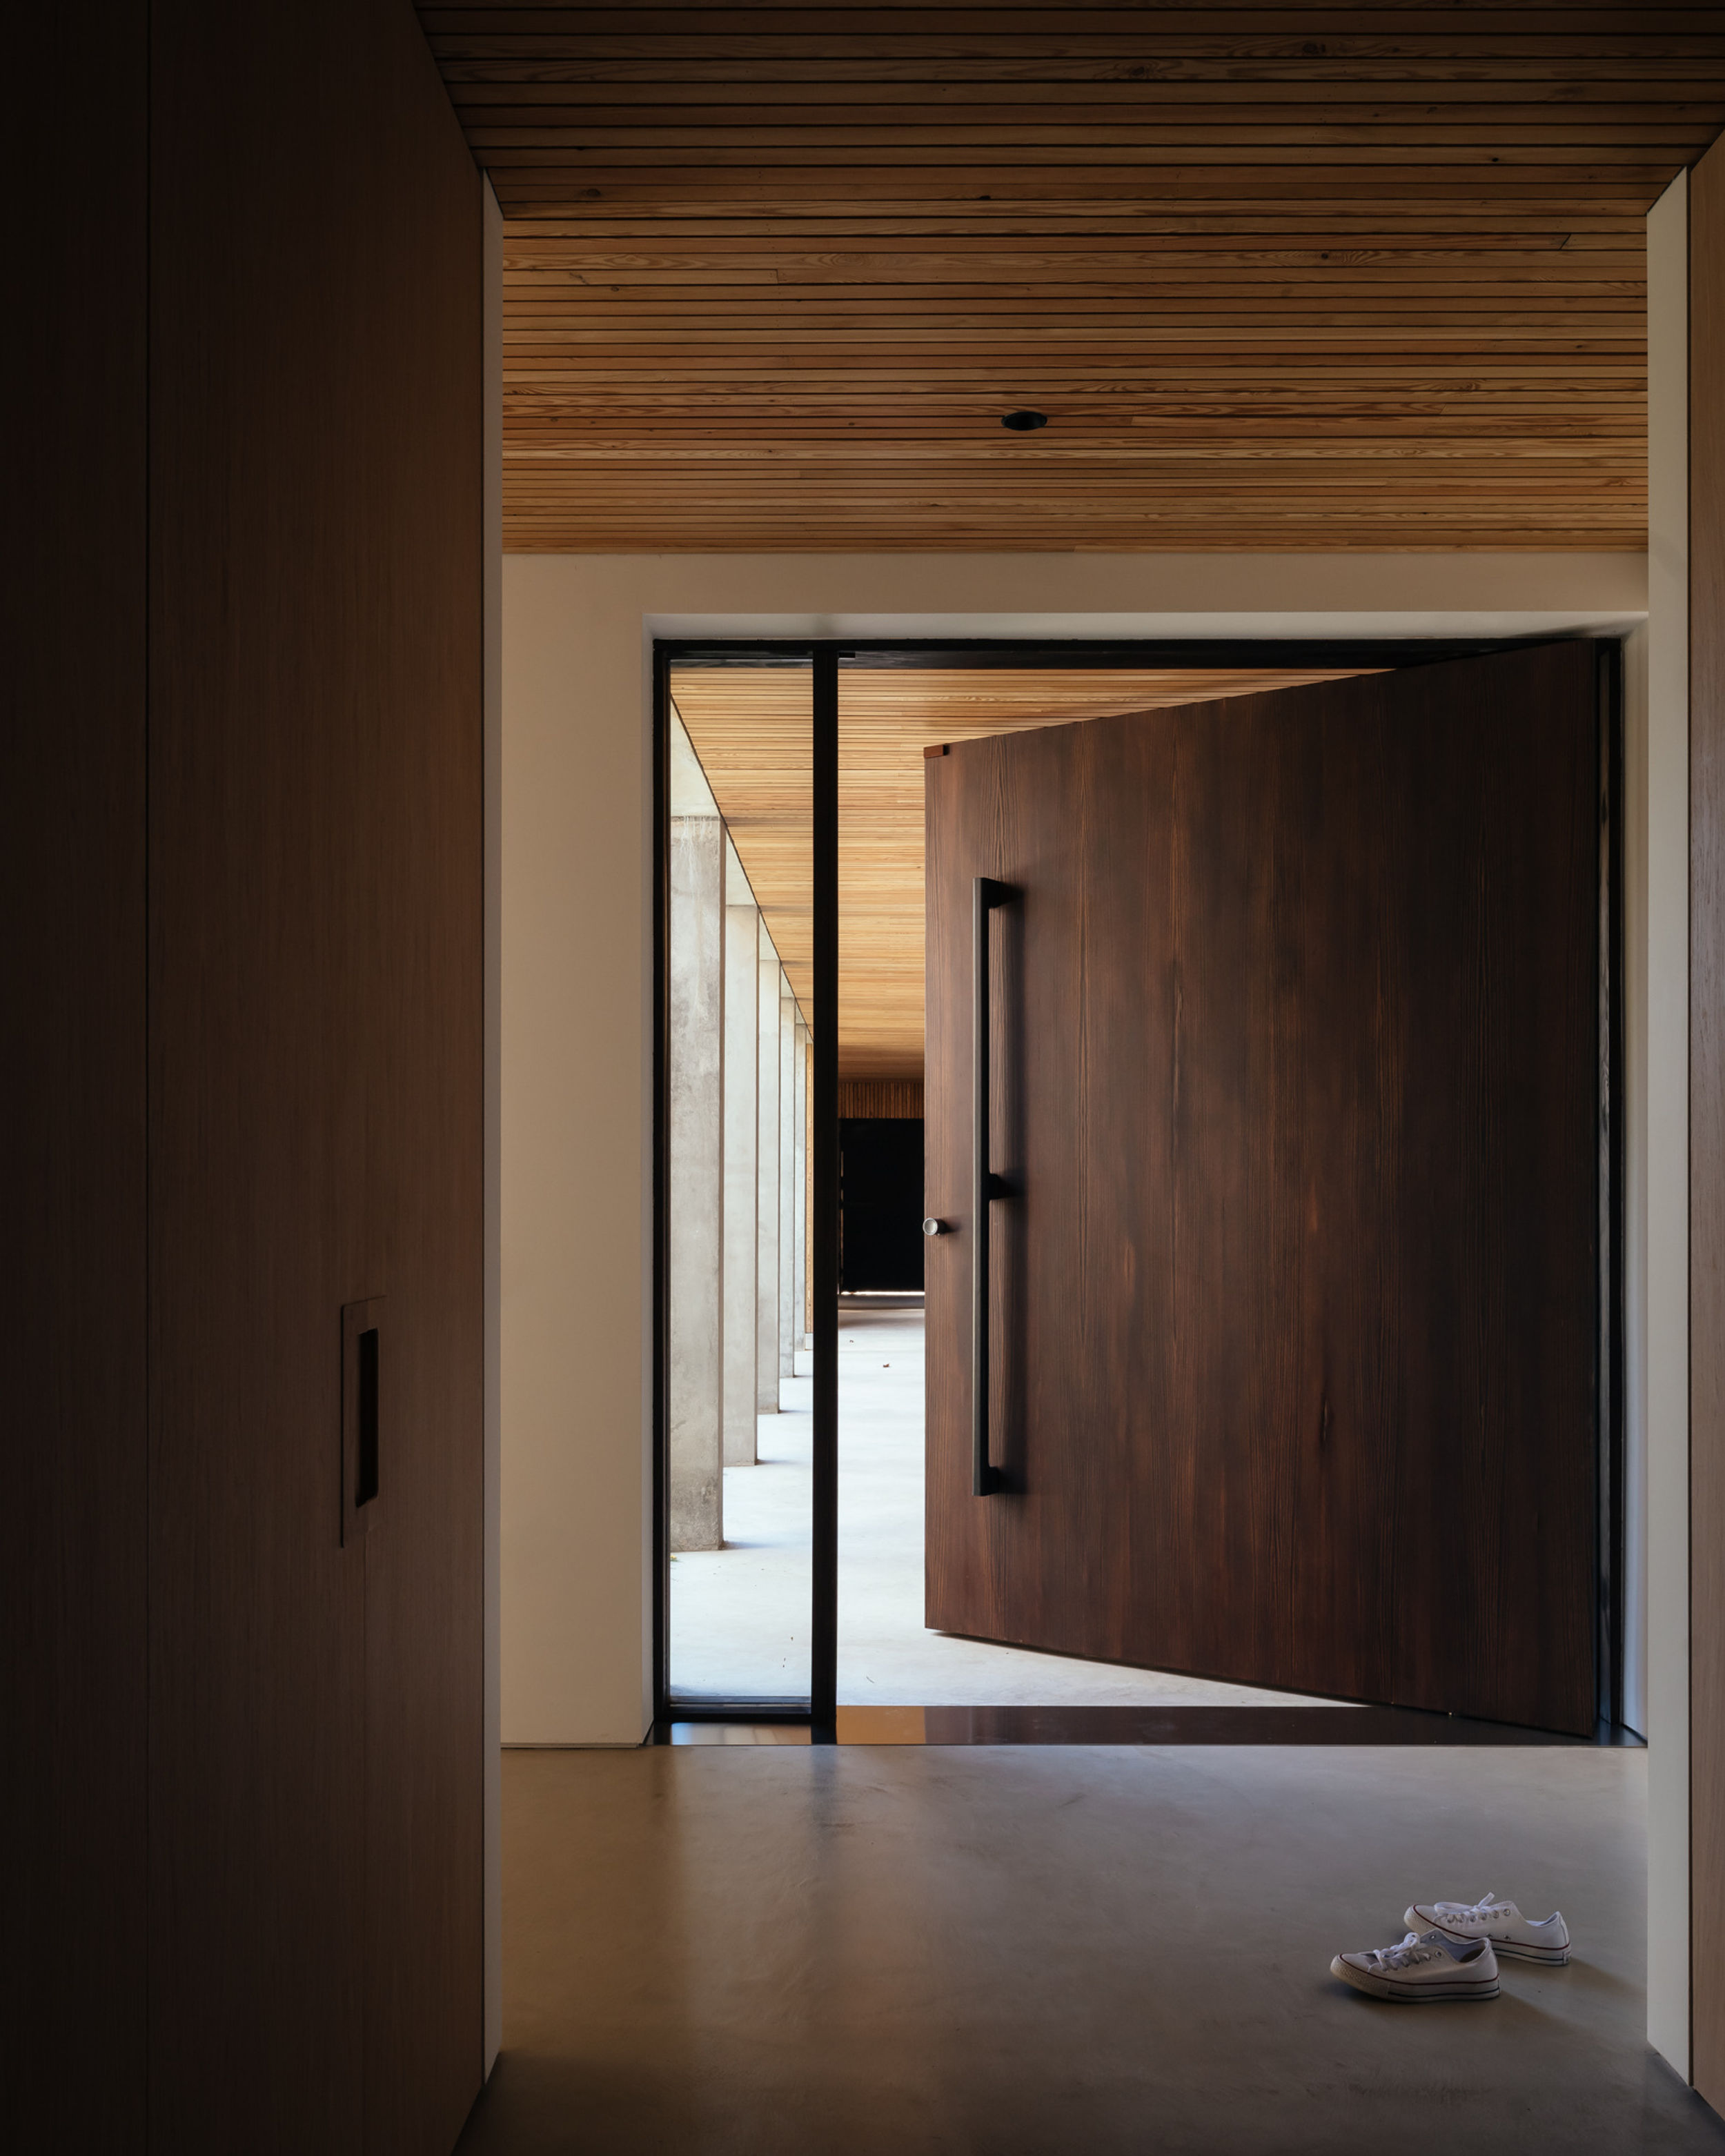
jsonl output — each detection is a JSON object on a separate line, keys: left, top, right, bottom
{"left": 923, "top": 642, "right": 1603, "bottom": 1736}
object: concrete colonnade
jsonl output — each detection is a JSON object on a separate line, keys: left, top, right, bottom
{"left": 778, "top": 980, "right": 798, "bottom": 1380}
{"left": 756, "top": 922, "right": 782, "bottom": 1416}
{"left": 669, "top": 709, "right": 809, "bottom": 1550}
{"left": 793, "top": 1015, "right": 810, "bottom": 1366}
{"left": 667, "top": 728, "right": 724, "bottom": 1552}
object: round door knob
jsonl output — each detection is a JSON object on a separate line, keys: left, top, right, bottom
{"left": 922, "top": 1217, "right": 947, "bottom": 1237}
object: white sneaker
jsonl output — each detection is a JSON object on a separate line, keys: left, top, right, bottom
{"left": 1331, "top": 1929, "right": 1499, "bottom": 2003}
{"left": 1402, "top": 1890, "right": 1570, "bottom": 1966}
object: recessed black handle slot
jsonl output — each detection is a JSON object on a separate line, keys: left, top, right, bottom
{"left": 341, "top": 1296, "right": 384, "bottom": 1545}
{"left": 356, "top": 1327, "right": 379, "bottom": 1509}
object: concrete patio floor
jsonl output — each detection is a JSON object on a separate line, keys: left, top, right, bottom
{"left": 669, "top": 1302, "right": 1340, "bottom": 1708}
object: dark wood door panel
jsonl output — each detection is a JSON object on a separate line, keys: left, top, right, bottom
{"left": 1374, "top": 654, "right": 1599, "bottom": 1734}
{"left": 148, "top": 3, "right": 483, "bottom": 2149}
{"left": 926, "top": 642, "right": 1599, "bottom": 1735}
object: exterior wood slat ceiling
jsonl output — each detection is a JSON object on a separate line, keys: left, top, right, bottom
{"left": 419, "top": 4, "right": 1725, "bottom": 551}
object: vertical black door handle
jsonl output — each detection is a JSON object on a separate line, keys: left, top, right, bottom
{"left": 972, "top": 878, "right": 1016, "bottom": 1496}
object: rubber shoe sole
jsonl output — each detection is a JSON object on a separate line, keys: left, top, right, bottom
{"left": 1332, "top": 1954, "right": 1499, "bottom": 2002}
{"left": 1403, "top": 1908, "right": 1570, "bottom": 1966}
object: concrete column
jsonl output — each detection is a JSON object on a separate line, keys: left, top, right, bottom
{"left": 778, "top": 985, "right": 798, "bottom": 1378}
{"left": 756, "top": 927, "right": 782, "bottom": 1412}
{"left": 667, "top": 728, "right": 724, "bottom": 1550}
{"left": 722, "top": 838, "right": 760, "bottom": 1465}
{"left": 793, "top": 1017, "right": 809, "bottom": 1356}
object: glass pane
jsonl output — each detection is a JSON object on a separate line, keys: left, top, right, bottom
{"left": 667, "top": 657, "right": 812, "bottom": 1703}
{"left": 834, "top": 662, "right": 936, "bottom": 1707}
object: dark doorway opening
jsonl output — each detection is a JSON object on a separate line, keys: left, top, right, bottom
{"left": 840, "top": 1118, "right": 925, "bottom": 1292}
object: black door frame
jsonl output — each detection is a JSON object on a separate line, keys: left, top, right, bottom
{"left": 652, "top": 635, "right": 1625, "bottom": 1740}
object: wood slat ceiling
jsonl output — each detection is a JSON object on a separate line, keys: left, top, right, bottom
{"left": 420, "top": 3, "right": 1725, "bottom": 552}
{"left": 671, "top": 664, "right": 1380, "bottom": 1076}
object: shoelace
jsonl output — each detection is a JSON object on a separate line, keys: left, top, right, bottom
{"left": 1369, "top": 1932, "right": 1432, "bottom": 1970}
{"left": 1443, "top": 1890, "right": 1507, "bottom": 1925}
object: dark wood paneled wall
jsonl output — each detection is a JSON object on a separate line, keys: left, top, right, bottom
{"left": 6, "top": 6, "right": 149, "bottom": 2143}
{"left": 10, "top": 6, "right": 482, "bottom": 2151}
{"left": 148, "top": 5, "right": 484, "bottom": 2150}
{"left": 1692, "top": 127, "right": 1725, "bottom": 2115}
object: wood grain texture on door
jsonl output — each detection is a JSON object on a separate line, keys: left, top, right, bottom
{"left": 148, "top": 4, "right": 483, "bottom": 2149}
{"left": 1690, "top": 126, "right": 1725, "bottom": 2116}
{"left": 925, "top": 642, "right": 1599, "bottom": 1736}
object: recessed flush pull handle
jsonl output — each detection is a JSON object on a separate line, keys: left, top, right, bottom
{"left": 972, "top": 878, "right": 1016, "bottom": 1497}
{"left": 356, "top": 1327, "right": 379, "bottom": 1508}
{"left": 341, "top": 1298, "right": 384, "bottom": 1544}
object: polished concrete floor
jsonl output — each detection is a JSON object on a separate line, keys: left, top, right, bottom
{"left": 670, "top": 1305, "right": 1337, "bottom": 1708}
{"left": 455, "top": 1743, "right": 1723, "bottom": 2155}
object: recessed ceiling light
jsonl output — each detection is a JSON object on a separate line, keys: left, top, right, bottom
{"left": 1001, "top": 409, "right": 1048, "bottom": 432}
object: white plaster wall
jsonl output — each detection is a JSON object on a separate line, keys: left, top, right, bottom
{"left": 501, "top": 548, "right": 1648, "bottom": 1752}
{"left": 501, "top": 568, "right": 654, "bottom": 1745}
{"left": 1646, "top": 168, "right": 1692, "bottom": 2081}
